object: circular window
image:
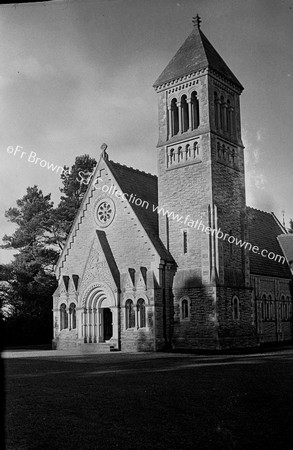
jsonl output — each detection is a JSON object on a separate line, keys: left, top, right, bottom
{"left": 95, "top": 198, "right": 115, "bottom": 227}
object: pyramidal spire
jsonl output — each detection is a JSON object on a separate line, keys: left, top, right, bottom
{"left": 153, "top": 16, "right": 243, "bottom": 91}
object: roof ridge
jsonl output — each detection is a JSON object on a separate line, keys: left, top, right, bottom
{"left": 271, "top": 212, "right": 288, "bottom": 234}
{"left": 108, "top": 159, "right": 157, "bottom": 179}
{"left": 247, "top": 206, "right": 272, "bottom": 215}
{"left": 199, "top": 29, "right": 243, "bottom": 89}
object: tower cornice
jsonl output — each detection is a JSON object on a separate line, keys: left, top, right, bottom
{"left": 154, "top": 67, "right": 243, "bottom": 95}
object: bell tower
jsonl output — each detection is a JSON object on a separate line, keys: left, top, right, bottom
{"left": 153, "top": 16, "right": 257, "bottom": 349}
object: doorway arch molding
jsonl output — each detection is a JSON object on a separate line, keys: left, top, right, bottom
{"left": 81, "top": 282, "right": 116, "bottom": 309}
{"left": 80, "top": 281, "right": 118, "bottom": 345}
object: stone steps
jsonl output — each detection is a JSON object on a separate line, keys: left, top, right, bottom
{"left": 80, "top": 343, "right": 111, "bottom": 353}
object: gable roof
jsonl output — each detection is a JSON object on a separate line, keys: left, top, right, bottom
{"left": 153, "top": 26, "right": 243, "bottom": 90}
{"left": 106, "top": 159, "right": 175, "bottom": 264}
{"left": 247, "top": 207, "right": 291, "bottom": 278}
{"left": 277, "top": 234, "right": 293, "bottom": 267}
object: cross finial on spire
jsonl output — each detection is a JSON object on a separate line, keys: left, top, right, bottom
{"left": 192, "top": 14, "right": 202, "bottom": 28}
{"left": 282, "top": 210, "right": 286, "bottom": 227}
{"left": 100, "top": 143, "right": 108, "bottom": 160}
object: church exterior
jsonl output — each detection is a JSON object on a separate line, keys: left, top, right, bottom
{"left": 52, "top": 18, "right": 293, "bottom": 352}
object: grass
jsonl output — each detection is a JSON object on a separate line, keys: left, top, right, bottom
{"left": 4, "top": 351, "right": 293, "bottom": 449}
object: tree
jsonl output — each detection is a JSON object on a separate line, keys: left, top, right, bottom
{"left": 0, "top": 154, "right": 97, "bottom": 346}
{"left": 1, "top": 186, "right": 58, "bottom": 345}
{"left": 51, "top": 154, "right": 96, "bottom": 244}
{"left": 289, "top": 219, "right": 293, "bottom": 234}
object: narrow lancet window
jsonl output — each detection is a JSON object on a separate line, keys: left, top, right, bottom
{"left": 171, "top": 98, "right": 179, "bottom": 136}
{"left": 181, "top": 95, "right": 189, "bottom": 132}
{"left": 183, "top": 230, "right": 188, "bottom": 254}
{"left": 191, "top": 91, "right": 199, "bottom": 129}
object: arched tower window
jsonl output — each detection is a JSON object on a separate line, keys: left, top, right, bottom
{"left": 227, "top": 99, "right": 231, "bottom": 134}
{"left": 60, "top": 303, "right": 68, "bottom": 330}
{"left": 220, "top": 96, "right": 225, "bottom": 130}
{"left": 191, "top": 91, "right": 199, "bottom": 129}
{"left": 214, "top": 92, "right": 219, "bottom": 129}
{"left": 181, "top": 95, "right": 189, "bottom": 132}
{"left": 125, "top": 299, "right": 135, "bottom": 329}
{"left": 137, "top": 299, "right": 146, "bottom": 328}
{"left": 171, "top": 98, "right": 179, "bottom": 136}
{"left": 69, "top": 303, "right": 76, "bottom": 330}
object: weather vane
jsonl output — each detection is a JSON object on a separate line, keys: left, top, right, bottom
{"left": 192, "top": 14, "right": 202, "bottom": 28}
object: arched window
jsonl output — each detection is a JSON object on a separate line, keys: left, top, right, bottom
{"left": 181, "top": 95, "right": 189, "bottom": 132}
{"left": 182, "top": 299, "right": 188, "bottom": 319}
{"left": 125, "top": 299, "right": 135, "bottom": 329}
{"left": 171, "top": 98, "right": 179, "bottom": 136}
{"left": 193, "top": 141, "right": 199, "bottom": 157}
{"left": 220, "top": 96, "right": 225, "bottom": 130}
{"left": 261, "top": 294, "right": 267, "bottom": 320}
{"left": 280, "top": 295, "right": 285, "bottom": 320}
{"left": 60, "top": 303, "right": 68, "bottom": 330}
{"left": 183, "top": 230, "right": 188, "bottom": 254}
{"left": 137, "top": 299, "right": 146, "bottom": 328}
{"left": 287, "top": 296, "right": 292, "bottom": 318}
{"left": 232, "top": 296, "right": 240, "bottom": 321}
{"left": 180, "top": 296, "right": 190, "bottom": 320}
{"left": 69, "top": 303, "right": 76, "bottom": 330}
{"left": 214, "top": 92, "right": 219, "bottom": 129}
{"left": 266, "top": 298, "right": 271, "bottom": 320}
{"left": 268, "top": 295, "right": 275, "bottom": 319}
{"left": 227, "top": 99, "right": 231, "bottom": 134}
{"left": 191, "top": 91, "right": 199, "bottom": 129}
{"left": 229, "top": 104, "right": 235, "bottom": 137}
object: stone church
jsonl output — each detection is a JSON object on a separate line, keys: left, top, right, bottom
{"left": 53, "top": 17, "right": 293, "bottom": 352}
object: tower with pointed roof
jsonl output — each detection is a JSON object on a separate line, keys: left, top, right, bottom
{"left": 51, "top": 16, "right": 292, "bottom": 353}
{"left": 153, "top": 15, "right": 256, "bottom": 348}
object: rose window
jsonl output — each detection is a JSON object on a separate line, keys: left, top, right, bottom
{"left": 95, "top": 199, "right": 115, "bottom": 227}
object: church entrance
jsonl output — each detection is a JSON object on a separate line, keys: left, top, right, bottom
{"left": 102, "top": 308, "right": 113, "bottom": 341}
{"left": 81, "top": 283, "right": 118, "bottom": 348}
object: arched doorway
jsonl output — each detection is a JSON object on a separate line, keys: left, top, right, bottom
{"left": 81, "top": 283, "right": 118, "bottom": 347}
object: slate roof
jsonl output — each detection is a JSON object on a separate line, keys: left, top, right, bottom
{"left": 153, "top": 26, "right": 243, "bottom": 89}
{"left": 106, "top": 159, "right": 174, "bottom": 264}
{"left": 247, "top": 207, "right": 291, "bottom": 278}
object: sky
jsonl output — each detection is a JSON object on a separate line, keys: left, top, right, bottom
{"left": 0, "top": 0, "right": 293, "bottom": 263}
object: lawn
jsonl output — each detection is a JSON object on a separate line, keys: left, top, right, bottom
{"left": 3, "top": 351, "right": 293, "bottom": 449}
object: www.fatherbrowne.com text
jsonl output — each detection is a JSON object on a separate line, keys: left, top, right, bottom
{"left": 78, "top": 172, "right": 285, "bottom": 265}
